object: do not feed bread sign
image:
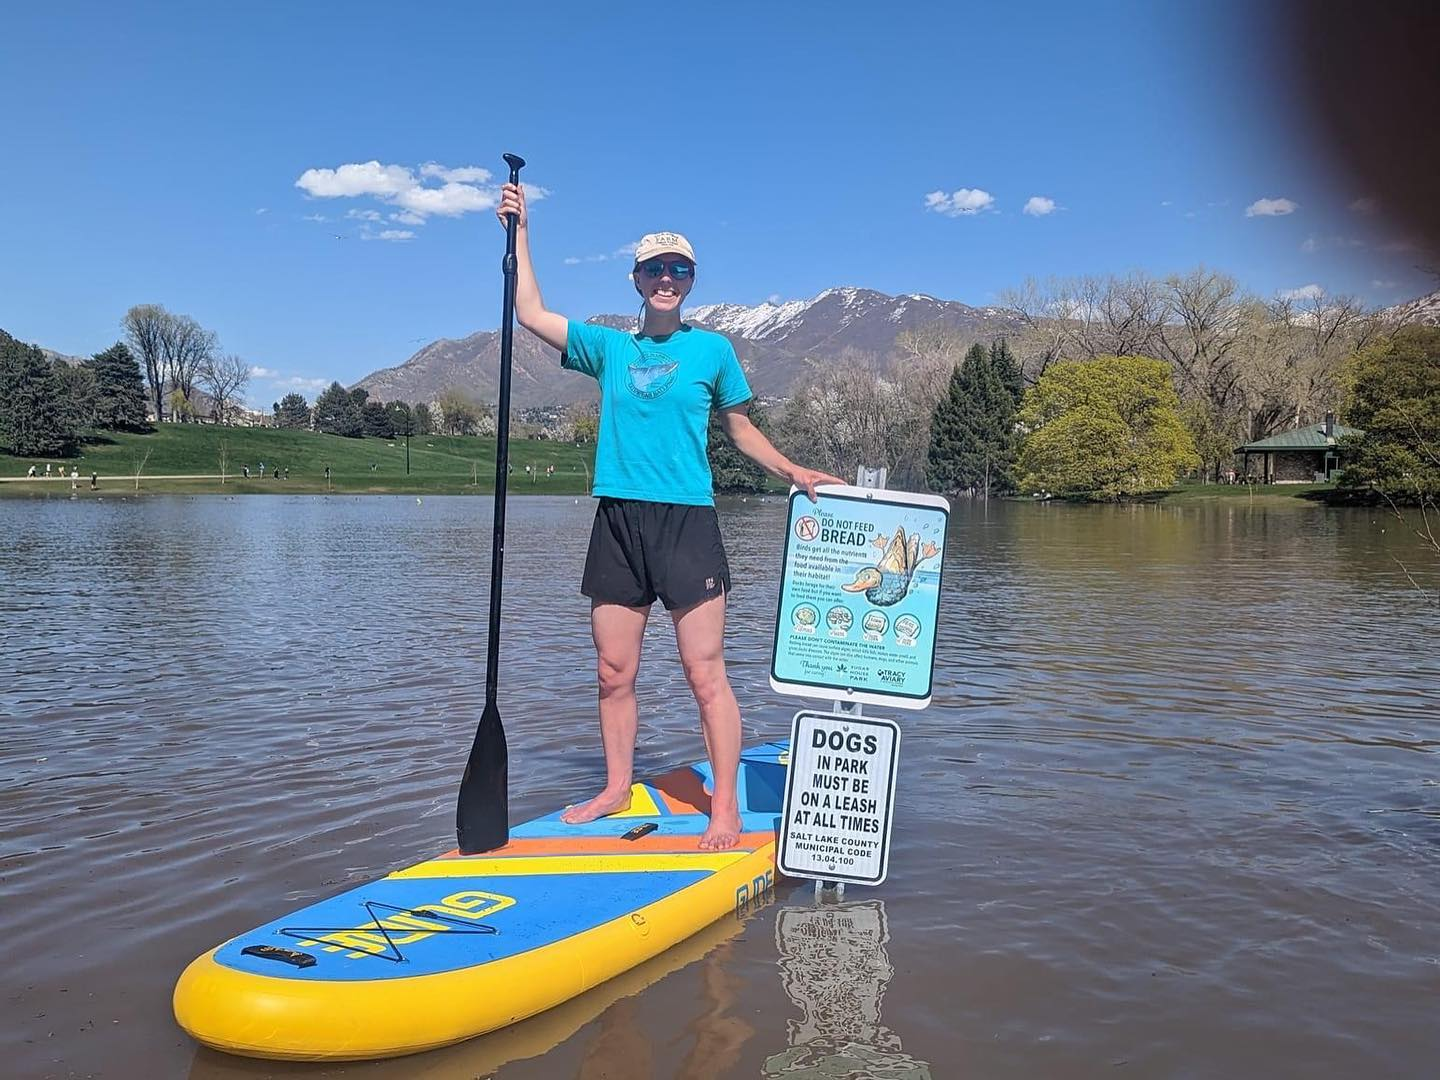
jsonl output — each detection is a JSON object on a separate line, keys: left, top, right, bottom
{"left": 778, "top": 711, "right": 901, "bottom": 886}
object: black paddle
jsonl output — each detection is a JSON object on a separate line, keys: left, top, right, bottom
{"left": 456, "top": 151, "right": 525, "bottom": 854}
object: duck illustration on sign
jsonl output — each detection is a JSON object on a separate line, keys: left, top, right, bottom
{"left": 841, "top": 527, "right": 939, "bottom": 607}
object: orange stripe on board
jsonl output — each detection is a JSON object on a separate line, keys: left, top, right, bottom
{"left": 433, "top": 831, "right": 773, "bottom": 859}
{"left": 652, "top": 767, "right": 713, "bottom": 816}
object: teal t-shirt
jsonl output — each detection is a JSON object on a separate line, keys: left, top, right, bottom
{"left": 563, "top": 320, "right": 753, "bottom": 506}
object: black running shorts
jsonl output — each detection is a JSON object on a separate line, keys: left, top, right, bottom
{"left": 581, "top": 498, "right": 731, "bottom": 610}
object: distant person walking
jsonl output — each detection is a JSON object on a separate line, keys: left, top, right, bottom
{"left": 26, "top": 464, "right": 36, "bottom": 478}
{"left": 90, "top": 471, "right": 97, "bottom": 490}
{"left": 44, "top": 463, "right": 51, "bottom": 478}
{"left": 243, "top": 465, "right": 250, "bottom": 479}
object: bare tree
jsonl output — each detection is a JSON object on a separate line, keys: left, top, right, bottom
{"left": 1158, "top": 267, "right": 1247, "bottom": 412}
{"left": 200, "top": 353, "right": 250, "bottom": 423}
{"left": 123, "top": 304, "right": 171, "bottom": 422}
{"left": 779, "top": 349, "right": 945, "bottom": 488}
{"left": 161, "top": 315, "right": 217, "bottom": 420}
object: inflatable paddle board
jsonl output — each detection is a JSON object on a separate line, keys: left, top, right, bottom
{"left": 174, "top": 742, "right": 787, "bottom": 1060}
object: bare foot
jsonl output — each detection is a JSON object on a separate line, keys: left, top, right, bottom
{"left": 698, "top": 809, "right": 743, "bottom": 851}
{"left": 561, "top": 786, "right": 633, "bottom": 824}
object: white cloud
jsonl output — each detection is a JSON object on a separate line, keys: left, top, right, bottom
{"left": 565, "top": 240, "right": 643, "bottom": 265}
{"left": 1350, "top": 196, "right": 1379, "bottom": 215}
{"left": 1371, "top": 279, "right": 1399, "bottom": 289}
{"left": 924, "top": 188, "right": 995, "bottom": 217}
{"left": 302, "top": 213, "right": 328, "bottom": 223}
{"left": 250, "top": 366, "right": 279, "bottom": 378}
{"left": 277, "top": 376, "right": 330, "bottom": 392}
{"left": 1160, "top": 200, "right": 1173, "bottom": 207}
{"left": 1022, "top": 196, "right": 1057, "bottom": 217}
{"left": 1379, "top": 237, "right": 1418, "bottom": 253}
{"left": 1301, "top": 234, "right": 1364, "bottom": 253}
{"left": 255, "top": 207, "right": 268, "bottom": 215}
{"left": 1279, "top": 284, "right": 1324, "bottom": 301}
{"left": 1246, "top": 197, "right": 1299, "bottom": 217}
{"left": 297, "top": 161, "right": 416, "bottom": 198}
{"left": 294, "top": 160, "right": 547, "bottom": 229}
{"left": 419, "top": 163, "right": 493, "bottom": 184}
{"left": 363, "top": 229, "right": 415, "bottom": 242}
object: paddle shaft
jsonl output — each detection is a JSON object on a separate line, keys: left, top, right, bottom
{"left": 486, "top": 153, "right": 524, "bottom": 706}
{"left": 456, "top": 151, "right": 524, "bottom": 854}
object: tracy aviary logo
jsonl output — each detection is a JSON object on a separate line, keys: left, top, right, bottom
{"left": 626, "top": 351, "right": 679, "bottom": 400}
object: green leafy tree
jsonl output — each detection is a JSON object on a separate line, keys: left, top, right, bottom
{"left": 273, "top": 392, "right": 312, "bottom": 429}
{"left": 86, "top": 343, "right": 150, "bottom": 431}
{"left": 708, "top": 400, "right": 773, "bottom": 493}
{"left": 1017, "top": 354, "right": 1200, "bottom": 498}
{"left": 0, "top": 330, "right": 78, "bottom": 456}
{"left": 438, "top": 388, "right": 481, "bottom": 435}
{"left": 926, "top": 343, "right": 1018, "bottom": 498}
{"left": 313, "top": 381, "right": 362, "bottom": 437}
{"left": 1341, "top": 325, "right": 1440, "bottom": 500}
{"left": 413, "top": 401, "right": 434, "bottom": 435}
{"left": 1180, "top": 399, "right": 1244, "bottom": 482}
{"left": 361, "top": 400, "right": 393, "bottom": 437}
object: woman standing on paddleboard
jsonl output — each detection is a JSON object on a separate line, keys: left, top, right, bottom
{"left": 495, "top": 183, "right": 840, "bottom": 850}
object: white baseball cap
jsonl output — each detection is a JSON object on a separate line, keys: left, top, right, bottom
{"left": 633, "top": 231, "right": 696, "bottom": 265}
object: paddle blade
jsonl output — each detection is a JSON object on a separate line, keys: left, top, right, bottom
{"left": 456, "top": 701, "right": 509, "bottom": 854}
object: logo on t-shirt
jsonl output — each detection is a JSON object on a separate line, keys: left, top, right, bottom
{"left": 626, "top": 353, "right": 679, "bottom": 400}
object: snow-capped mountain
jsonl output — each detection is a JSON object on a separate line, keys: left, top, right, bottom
{"left": 1384, "top": 288, "right": 1440, "bottom": 325}
{"left": 690, "top": 286, "right": 1016, "bottom": 355}
{"left": 354, "top": 287, "right": 1021, "bottom": 408}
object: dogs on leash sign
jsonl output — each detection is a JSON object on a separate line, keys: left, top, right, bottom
{"left": 778, "top": 710, "right": 901, "bottom": 886}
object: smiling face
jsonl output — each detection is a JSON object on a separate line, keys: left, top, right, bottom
{"left": 634, "top": 255, "right": 695, "bottom": 316}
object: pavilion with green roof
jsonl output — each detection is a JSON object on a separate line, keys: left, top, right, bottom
{"left": 1235, "top": 412, "right": 1364, "bottom": 484}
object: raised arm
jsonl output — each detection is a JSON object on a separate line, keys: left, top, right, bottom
{"left": 718, "top": 404, "right": 845, "bottom": 500}
{"left": 496, "top": 183, "right": 568, "bottom": 352}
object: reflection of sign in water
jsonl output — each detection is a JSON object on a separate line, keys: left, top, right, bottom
{"left": 779, "top": 711, "right": 900, "bottom": 886}
{"left": 772, "top": 486, "right": 949, "bottom": 709}
{"left": 762, "top": 901, "right": 932, "bottom": 1079}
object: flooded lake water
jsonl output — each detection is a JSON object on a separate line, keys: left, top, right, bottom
{"left": 3, "top": 493, "right": 1439, "bottom": 1079}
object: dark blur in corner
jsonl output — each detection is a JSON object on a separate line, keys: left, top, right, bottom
{"left": 1276, "top": 0, "right": 1440, "bottom": 266}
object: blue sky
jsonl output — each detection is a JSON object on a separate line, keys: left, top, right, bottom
{"left": 2, "top": 0, "right": 1430, "bottom": 408}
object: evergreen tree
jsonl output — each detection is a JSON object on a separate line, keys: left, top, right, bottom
{"left": 361, "top": 399, "right": 393, "bottom": 437}
{"left": 273, "top": 392, "right": 312, "bottom": 429}
{"left": 53, "top": 360, "right": 98, "bottom": 433}
{"left": 313, "top": 381, "right": 362, "bottom": 437}
{"left": 990, "top": 338, "right": 1024, "bottom": 409}
{"left": 413, "top": 401, "right": 434, "bottom": 435}
{"left": 86, "top": 343, "right": 150, "bottom": 431}
{"left": 0, "top": 330, "right": 78, "bottom": 456}
{"left": 385, "top": 400, "right": 413, "bottom": 436}
{"left": 926, "top": 343, "right": 1017, "bottom": 498}
{"left": 708, "top": 400, "right": 773, "bottom": 493}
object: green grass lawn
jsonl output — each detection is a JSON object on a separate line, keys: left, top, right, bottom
{"left": 0, "top": 423, "right": 596, "bottom": 496}
{"left": 1159, "top": 480, "right": 1335, "bottom": 502}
